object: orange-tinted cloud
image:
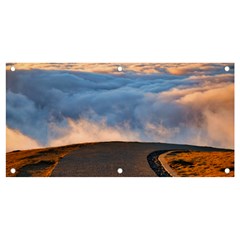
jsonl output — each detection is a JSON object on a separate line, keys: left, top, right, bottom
{"left": 49, "top": 118, "right": 140, "bottom": 147}
{"left": 6, "top": 127, "right": 42, "bottom": 152}
{"left": 166, "top": 63, "right": 227, "bottom": 75}
{"left": 7, "top": 63, "right": 231, "bottom": 76}
{"left": 5, "top": 63, "right": 179, "bottom": 74}
{"left": 177, "top": 84, "right": 234, "bottom": 110}
{"left": 6, "top": 62, "right": 165, "bottom": 75}
{"left": 176, "top": 84, "right": 234, "bottom": 148}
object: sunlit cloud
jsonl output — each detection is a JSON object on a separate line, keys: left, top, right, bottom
{"left": 6, "top": 127, "right": 42, "bottom": 152}
{"left": 6, "top": 63, "right": 231, "bottom": 75}
{"left": 49, "top": 118, "right": 141, "bottom": 147}
{"left": 6, "top": 63, "right": 234, "bottom": 150}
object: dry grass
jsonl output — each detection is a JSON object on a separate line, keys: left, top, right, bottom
{"left": 164, "top": 151, "right": 234, "bottom": 177}
{"left": 6, "top": 144, "right": 87, "bottom": 177}
{"left": 7, "top": 142, "right": 234, "bottom": 177}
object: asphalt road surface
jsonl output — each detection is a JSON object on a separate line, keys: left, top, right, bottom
{"left": 51, "top": 141, "right": 222, "bottom": 177}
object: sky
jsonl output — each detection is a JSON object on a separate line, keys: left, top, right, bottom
{"left": 6, "top": 63, "right": 234, "bottom": 151}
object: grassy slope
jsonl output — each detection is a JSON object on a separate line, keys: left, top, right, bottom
{"left": 164, "top": 151, "right": 234, "bottom": 177}
{"left": 6, "top": 143, "right": 92, "bottom": 177}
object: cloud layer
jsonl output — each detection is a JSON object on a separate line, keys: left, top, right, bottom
{"left": 6, "top": 63, "right": 234, "bottom": 151}
{"left": 6, "top": 127, "right": 42, "bottom": 152}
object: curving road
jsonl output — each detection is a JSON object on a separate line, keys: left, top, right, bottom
{"left": 51, "top": 141, "right": 221, "bottom": 177}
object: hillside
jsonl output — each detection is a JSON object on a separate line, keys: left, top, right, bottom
{"left": 6, "top": 141, "right": 234, "bottom": 177}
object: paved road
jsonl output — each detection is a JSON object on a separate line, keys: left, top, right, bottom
{"left": 51, "top": 141, "right": 220, "bottom": 177}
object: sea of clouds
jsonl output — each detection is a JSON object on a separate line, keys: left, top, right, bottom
{"left": 6, "top": 63, "right": 234, "bottom": 151}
